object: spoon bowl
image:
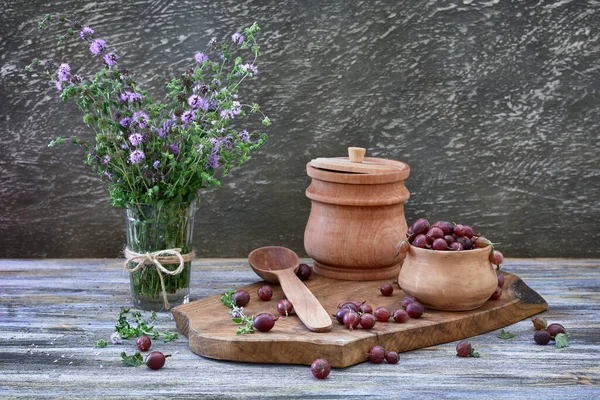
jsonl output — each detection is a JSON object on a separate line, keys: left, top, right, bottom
{"left": 248, "top": 246, "right": 332, "bottom": 333}
{"left": 248, "top": 246, "right": 300, "bottom": 283}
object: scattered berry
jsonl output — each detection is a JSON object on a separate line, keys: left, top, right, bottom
{"left": 334, "top": 308, "right": 350, "bottom": 324}
{"left": 359, "top": 313, "right": 377, "bottom": 329}
{"left": 401, "top": 296, "right": 416, "bottom": 309}
{"left": 497, "top": 273, "right": 505, "bottom": 288}
{"left": 311, "top": 358, "right": 331, "bottom": 379}
{"left": 146, "top": 351, "right": 169, "bottom": 370}
{"left": 232, "top": 290, "right": 250, "bottom": 307}
{"left": 385, "top": 351, "right": 399, "bottom": 364}
{"left": 380, "top": 283, "right": 394, "bottom": 296}
{"left": 534, "top": 330, "right": 551, "bottom": 345}
{"left": 136, "top": 335, "right": 152, "bottom": 352}
{"left": 254, "top": 312, "right": 277, "bottom": 332}
{"left": 339, "top": 301, "right": 361, "bottom": 313}
{"left": 276, "top": 299, "right": 294, "bottom": 316}
{"left": 546, "top": 323, "right": 566, "bottom": 338}
{"left": 360, "top": 303, "right": 373, "bottom": 314}
{"left": 531, "top": 317, "right": 547, "bottom": 331}
{"left": 343, "top": 311, "right": 360, "bottom": 330}
{"left": 257, "top": 285, "right": 273, "bottom": 301}
{"left": 456, "top": 341, "right": 472, "bottom": 357}
{"left": 368, "top": 346, "right": 386, "bottom": 364}
{"left": 406, "top": 302, "right": 424, "bottom": 319}
{"left": 489, "top": 287, "right": 502, "bottom": 300}
{"left": 375, "top": 307, "right": 391, "bottom": 322}
{"left": 296, "top": 263, "right": 312, "bottom": 281}
{"left": 392, "top": 309, "right": 410, "bottom": 323}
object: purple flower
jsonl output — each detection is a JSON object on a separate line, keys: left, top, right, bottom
{"left": 89, "top": 39, "right": 106, "bottom": 55}
{"left": 240, "top": 63, "right": 259, "bottom": 75}
{"left": 153, "top": 160, "right": 160, "bottom": 169}
{"left": 239, "top": 130, "right": 250, "bottom": 142}
{"left": 55, "top": 80, "right": 63, "bottom": 91}
{"left": 157, "top": 128, "right": 166, "bottom": 138}
{"left": 220, "top": 109, "right": 234, "bottom": 119}
{"left": 181, "top": 110, "right": 196, "bottom": 124}
{"left": 57, "top": 63, "right": 71, "bottom": 81}
{"left": 211, "top": 78, "right": 221, "bottom": 87}
{"left": 103, "top": 52, "right": 118, "bottom": 67}
{"left": 222, "top": 135, "right": 235, "bottom": 150}
{"left": 129, "top": 150, "right": 145, "bottom": 164}
{"left": 168, "top": 143, "right": 180, "bottom": 154}
{"left": 120, "top": 117, "right": 131, "bottom": 128}
{"left": 232, "top": 101, "right": 242, "bottom": 116}
{"left": 120, "top": 91, "right": 142, "bottom": 103}
{"left": 80, "top": 26, "right": 94, "bottom": 41}
{"left": 104, "top": 171, "right": 114, "bottom": 180}
{"left": 207, "top": 153, "right": 220, "bottom": 168}
{"left": 188, "top": 94, "right": 204, "bottom": 109}
{"left": 194, "top": 52, "right": 208, "bottom": 64}
{"left": 129, "top": 133, "right": 144, "bottom": 147}
{"left": 209, "top": 137, "right": 220, "bottom": 153}
{"left": 102, "top": 155, "right": 111, "bottom": 164}
{"left": 193, "top": 84, "right": 209, "bottom": 94}
{"left": 120, "top": 143, "right": 128, "bottom": 149}
{"left": 231, "top": 32, "right": 245, "bottom": 46}
{"left": 132, "top": 111, "right": 149, "bottom": 128}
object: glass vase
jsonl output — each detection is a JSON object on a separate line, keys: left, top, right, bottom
{"left": 125, "top": 200, "right": 197, "bottom": 311}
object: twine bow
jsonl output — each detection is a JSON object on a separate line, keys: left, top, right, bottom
{"left": 124, "top": 247, "right": 195, "bottom": 310}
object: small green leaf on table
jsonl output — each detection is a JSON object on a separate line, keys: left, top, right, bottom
{"left": 555, "top": 333, "right": 569, "bottom": 349}
{"left": 121, "top": 351, "right": 144, "bottom": 367}
{"left": 498, "top": 329, "right": 516, "bottom": 339}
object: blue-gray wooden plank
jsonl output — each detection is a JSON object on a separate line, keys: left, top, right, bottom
{"left": 0, "top": 258, "right": 598, "bottom": 399}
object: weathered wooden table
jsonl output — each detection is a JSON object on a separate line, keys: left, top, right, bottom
{"left": 1, "top": 259, "right": 599, "bottom": 399}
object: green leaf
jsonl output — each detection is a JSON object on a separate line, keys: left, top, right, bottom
{"left": 156, "top": 199, "right": 165, "bottom": 211}
{"left": 94, "top": 339, "right": 108, "bottom": 348}
{"left": 162, "top": 332, "right": 178, "bottom": 343}
{"left": 232, "top": 317, "right": 243, "bottom": 323}
{"left": 121, "top": 351, "right": 144, "bottom": 367}
{"left": 470, "top": 349, "right": 480, "bottom": 358}
{"left": 262, "top": 116, "right": 271, "bottom": 126}
{"left": 498, "top": 329, "right": 516, "bottom": 340}
{"left": 220, "top": 289, "right": 235, "bottom": 308}
{"left": 555, "top": 333, "right": 569, "bottom": 349}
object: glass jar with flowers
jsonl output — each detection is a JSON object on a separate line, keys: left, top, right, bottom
{"left": 26, "top": 15, "right": 270, "bottom": 311}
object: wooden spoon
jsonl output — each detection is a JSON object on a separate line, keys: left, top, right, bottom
{"left": 248, "top": 246, "right": 332, "bottom": 333}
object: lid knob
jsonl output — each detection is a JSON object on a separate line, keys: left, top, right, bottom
{"left": 348, "top": 147, "right": 366, "bottom": 163}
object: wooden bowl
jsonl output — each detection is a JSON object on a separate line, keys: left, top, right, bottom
{"left": 398, "top": 245, "right": 498, "bottom": 311}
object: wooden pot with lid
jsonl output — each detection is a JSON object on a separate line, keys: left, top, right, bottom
{"left": 304, "top": 147, "right": 410, "bottom": 280}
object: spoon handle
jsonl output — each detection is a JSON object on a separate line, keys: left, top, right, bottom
{"left": 278, "top": 270, "right": 332, "bottom": 333}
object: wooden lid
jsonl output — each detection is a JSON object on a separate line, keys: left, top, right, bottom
{"left": 310, "top": 147, "right": 402, "bottom": 174}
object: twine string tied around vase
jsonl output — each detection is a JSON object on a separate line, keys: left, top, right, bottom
{"left": 124, "top": 247, "right": 195, "bottom": 310}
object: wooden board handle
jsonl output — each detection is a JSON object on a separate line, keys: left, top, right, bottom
{"left": 277, "top": 270, "right": 332, "bottom": 332}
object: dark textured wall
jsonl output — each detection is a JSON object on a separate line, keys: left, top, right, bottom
{"left": 1, "top": 0, "right": 599, "bottom": 259}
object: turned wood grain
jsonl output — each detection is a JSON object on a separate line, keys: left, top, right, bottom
{"left": 171, "top": 271, "right": 547, "bottom": 367}
{"left": 1, "top": 258, "right": 599, "bottom": 399}
{"left": 310, "top": 158, "right": 400, "bottom": 174}
{"left": 247, "top": 246, "right": 332, "bottom": 332}
{"left": 398, "top": 245, "right": 499, "bottom": 311}
{"left": 304, "top": 158, "right": 410, "bottom": 281}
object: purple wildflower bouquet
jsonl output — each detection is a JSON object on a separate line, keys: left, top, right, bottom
{"left": 26, "top": 14, "right": 269, "bottom": 209}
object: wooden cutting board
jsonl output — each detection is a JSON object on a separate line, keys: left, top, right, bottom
{"left": 172, "top": 271, "right": 547, "bottom": 368}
